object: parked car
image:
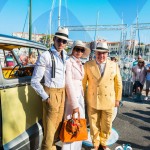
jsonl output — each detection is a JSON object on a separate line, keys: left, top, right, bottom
{"left": 0, "top": 34, "right": 48, "bottom": 150}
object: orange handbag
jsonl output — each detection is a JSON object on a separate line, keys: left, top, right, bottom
{"left": 59, "top": 112, "right": 88, "bottom": 142}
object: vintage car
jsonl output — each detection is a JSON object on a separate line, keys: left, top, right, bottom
{"left": 0, "top": 34, "right": 48, "bottom": 150}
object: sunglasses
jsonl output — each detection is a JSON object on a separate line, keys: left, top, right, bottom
{"left": 75, "top": 47, "right": 85, "bottom": 53}
{"left": 56, "top": 38, "right": 67, "bottom": 44}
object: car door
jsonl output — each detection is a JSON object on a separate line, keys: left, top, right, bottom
{"left": 0, "top": 49, "right": 43, "bottom": 150}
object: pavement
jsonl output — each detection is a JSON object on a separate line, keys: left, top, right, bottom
{"left": 110, "top": 96, "right": 150, "bottom": 150}
{"left": 56, "top": 94, "right": 150, "bottom": 150}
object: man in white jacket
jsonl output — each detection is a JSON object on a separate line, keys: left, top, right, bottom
{"left": 31, "top": 27, "right": 69, "bottom": 150}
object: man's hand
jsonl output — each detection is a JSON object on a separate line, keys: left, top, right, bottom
{"left": 45, "top": 97, "right": 50, "bottom": 104}
{"left": 115, "top": 100, "right": 120, "bottom": 107}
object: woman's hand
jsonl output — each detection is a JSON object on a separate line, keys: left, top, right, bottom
{"left": 73, "top": 107, "right": 79, "bottom": 114}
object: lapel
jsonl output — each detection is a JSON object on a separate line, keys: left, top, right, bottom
{"left": 70, "top": 57, "right": 83, "bottom": 75}
{"left": 89, "top": 60, "right": 101, "bottom": 80}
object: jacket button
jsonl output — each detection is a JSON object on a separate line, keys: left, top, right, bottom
{"left": 105, "top": 95, "right": 107, "bottom": 96}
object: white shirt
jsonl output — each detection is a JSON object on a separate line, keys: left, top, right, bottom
{"left": 136, "top": 68, "right": 142, "bottom": 81}
{"left": 96, "top": 60, "right": 106, "bottom": 76}
{"left": 31, "top": 45, "right": 67, "bottom": 101}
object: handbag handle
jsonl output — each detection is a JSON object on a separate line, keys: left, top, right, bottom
{"left": 71, "top": 111, "right": 80, "bottom": 120}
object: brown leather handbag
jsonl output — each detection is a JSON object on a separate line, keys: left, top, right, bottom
{"left": 59, "top": 112, "right": 88, "bottom": 142}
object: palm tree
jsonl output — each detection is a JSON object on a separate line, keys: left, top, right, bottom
{"left": 40, "top": 34, "right": 54, "bottom": 48}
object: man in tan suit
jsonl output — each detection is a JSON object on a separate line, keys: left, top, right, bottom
{"left": 83, "top": 42, "right": 122, "bottom": 150}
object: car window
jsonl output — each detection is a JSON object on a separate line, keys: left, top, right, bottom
{"left": 0, "top": 48, "right": 39, "bottom": 79}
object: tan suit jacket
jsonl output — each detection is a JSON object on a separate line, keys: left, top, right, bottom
{"left": 83, "top": 59, "right": 122, "bottom": 110}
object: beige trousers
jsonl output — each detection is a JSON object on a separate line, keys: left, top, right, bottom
{"left": 41, "top": 87, "right": 65, "bottom": 150}
{"left": 88, "top": 106, "right": 114, "bottom": 147}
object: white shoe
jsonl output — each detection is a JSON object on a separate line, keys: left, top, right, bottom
{"left": 115, "top": 146, "right": 123, "bottom": 150}
{"left": 144, "top": 96, "right": 148, "bottom": 100}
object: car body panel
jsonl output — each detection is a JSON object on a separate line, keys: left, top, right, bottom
{"left": 1, "top": 85, "right": 42, "bottom": 145}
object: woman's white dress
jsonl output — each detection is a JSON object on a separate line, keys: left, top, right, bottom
{"left": 61, "top": 56, "right": 85, "bottom": 150}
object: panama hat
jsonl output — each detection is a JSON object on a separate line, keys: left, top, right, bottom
{"left": 93, "top": 42, "right": 109, "bottom": 52}
{"left": 68, "top": 40, "right": 91, "bottom": 58}
{"left": 54, "top": 27, "right": 70, "bottom": 41}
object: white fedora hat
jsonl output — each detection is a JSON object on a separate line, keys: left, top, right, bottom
{"left": 54, "top": 27, "right": 70, "bottom": 41}
{"left": 68, "top": 40, "right": 91, "bottom": 58}
{"left": 93, "top": 42, "right": 109, "bottom": 52}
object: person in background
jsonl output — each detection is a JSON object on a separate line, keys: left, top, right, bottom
{"left": 132, "top": 55, "right": 142, "bottom": 67}
{"left": 132, "top": 59, "right": 146, "bottom": 102}
{"left": 5, "top": 51, "right": 14, "bottom": 67}
{"left": 19, "top": 51, "right": 28, "bottom": 66}
{"left": 144, "top": 63, "right": 150, "bottom": 101}
{"left": 31, "top": 27, "right": 69, "bottom": 150}
{"left": 110, "top": 56, "right": 117, "bottom": 62}
{"left": 28, "top": 52, "right": 37, "bottom": 64}
{"left": 83, "top": 42, "right": 122, "bottom": 150}
{"left": 89, "top": 54, "right": 93, "bottom": 61}
{"left": 61, "top": 40, "right": 90, "bottom": 150}
{"left": 132, "top": 55, "right": 142, "bottom": 94}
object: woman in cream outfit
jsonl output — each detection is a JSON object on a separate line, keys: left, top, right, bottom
{"left": 61, "top": 40, "right": 90, "bottom": 150}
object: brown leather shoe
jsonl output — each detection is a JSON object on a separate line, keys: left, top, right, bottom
{"left": 91, "top": 146, "right": 99, "bottom": 150}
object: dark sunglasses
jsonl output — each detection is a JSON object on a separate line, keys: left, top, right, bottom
{"left": 56, "top": 38, "right": 67, "bottom": 44}
{"left": 75, "top": 47, "right": 85, "bottom": 53}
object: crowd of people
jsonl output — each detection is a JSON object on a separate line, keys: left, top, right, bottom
{"left": 108, "top": 54, "right": 150, "bottom": 102}
{"left": 31, "top": 27, "right": 122, "bottom": 150}
{"left": 5, "top": 51, "right": 37, "bottom": 67}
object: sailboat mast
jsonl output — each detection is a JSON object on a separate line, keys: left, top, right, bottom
{"left": 94, "top": 10, "right": 100, "bottom": 49}
{"left": 29, "top": 0, "right": 32, "bottom": 41}
{"left": 58, "top": 0, "right": 61, "bottom": 28}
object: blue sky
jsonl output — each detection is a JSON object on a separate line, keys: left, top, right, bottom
{"left": 0, "top": 0, "right": 150, "bottom": 43}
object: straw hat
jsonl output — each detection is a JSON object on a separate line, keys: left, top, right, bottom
{"left": 68, "top": 40, "right": 91, "bottom": 58}
{"left": 138, "top": 58, "right": 144, "bottom": 63}
{"left": 93, "top": 42, "right": 109, "bottom": 52}
{"left": 54, "top": 27, "right": 70, "bottom": 41}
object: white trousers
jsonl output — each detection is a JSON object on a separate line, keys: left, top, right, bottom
{"left": 61, "top": 94, "right": 85, "bottom": 150}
